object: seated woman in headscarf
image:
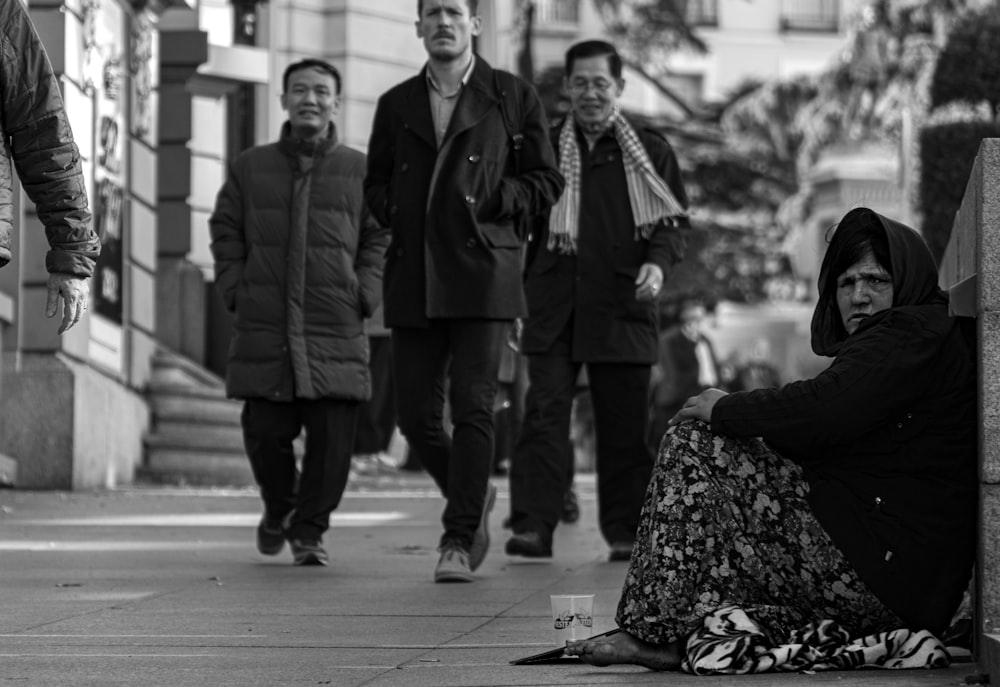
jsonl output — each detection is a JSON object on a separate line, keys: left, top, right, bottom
{"left": 565, "top": 207, "right": 976, "bottom": 673}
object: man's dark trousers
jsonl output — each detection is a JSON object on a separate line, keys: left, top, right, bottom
{"left": 510, "top": 326, "right": 653, "bottom": 546}
{"left": 392, "top": 320, "right": 508, "bottom": 547}
{"left": 354, "top": 336, "right": 396, "bottom": 454}
{"left": 242, "top": 398, "right": 358, "bottom": 541}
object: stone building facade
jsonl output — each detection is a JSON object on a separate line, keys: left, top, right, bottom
{"left": 0, "top": 0, "right": 890, "bottom": 488}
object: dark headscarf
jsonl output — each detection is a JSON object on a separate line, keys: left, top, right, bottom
{"left": 810, "top": 208, "right": 947, "bottom": 357}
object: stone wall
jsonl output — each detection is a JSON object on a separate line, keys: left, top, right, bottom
{"left": 0, "top": 353, "right": 149, "bottom": 490}
{"left": 938, "top": 137, "right": 1000, "bottom": 677}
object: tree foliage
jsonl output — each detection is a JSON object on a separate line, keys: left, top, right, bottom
{"left": 917, "top": 3, "right": 1000, "bottom": 263}
{"left": 576, "top": 0, "right": 979, "bottom": 301}
{"left": 929, "top": 4, "right": 1000, "bottom": 112}
{"left": 589, "top": 0, "right": 708, "bottom": 115}
{"left": 919, "top": 118, "right": 1000, "bottom": 262}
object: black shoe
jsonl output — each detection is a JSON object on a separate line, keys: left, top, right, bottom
{"left": 290, "top": 538, "right": 329, "bottom": 566}
{"left": 256, "top": 515, "right": 286, "bottom": 556}
{"left": 505, "top": 531, "right": 552, "bottom": 558}
{"left": 608, "top": 541, "right": 634, "bottom": 562}
{"left": 561, "top": 487, "right": 580, "bottom": 524}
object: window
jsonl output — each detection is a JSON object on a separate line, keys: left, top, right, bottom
{"left": 780, "top": 0, "right": 839, "bottom": 32}
{"left": 534, "top": 0, "right": 579, "bottom": 26}
{"left": 226, "top": 83, "right": 256, "bottom": 161}
{"left": 685, "top": 0, "right": 718, "bottom": 27}
{"left": 232, "top": 0, "right": 261, "bottom": 46}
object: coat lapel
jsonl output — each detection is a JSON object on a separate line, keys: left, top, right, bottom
{"left": 398, "top": 69, "right": 437, "bottom": 151}
{"left": 442, "top": 59, "right": 498, "bottom": 145}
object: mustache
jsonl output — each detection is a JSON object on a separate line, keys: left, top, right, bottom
{"left": 433, "top": 31, "right": 454, "bottom": 39}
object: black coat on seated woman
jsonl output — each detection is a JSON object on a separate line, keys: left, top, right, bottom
{"left": 712, "top": 209, "right": 976, "bottom": 633}
{"left": 564, "top": 207, "right": 976, "bottom": 673}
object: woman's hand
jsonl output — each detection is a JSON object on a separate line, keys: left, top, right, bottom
{"left": 668, "top": 388, "right": 728, "bottom": 426}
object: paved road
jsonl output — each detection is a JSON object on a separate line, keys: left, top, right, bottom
{"left": 0, "top": 475, "right": 981, "bottom": 686}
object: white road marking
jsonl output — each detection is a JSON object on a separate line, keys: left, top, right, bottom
{"left": 0, "top": 634, "right": 266, "bottom": 638}
{"left": 10, "top": 512, "right": 407, "bottom": 527}
{"left": 0, "top": 541, "right": 248, "bottom": 552}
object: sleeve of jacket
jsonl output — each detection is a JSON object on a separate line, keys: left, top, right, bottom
{"left": 209, "top": 159, "right": 246, "bottom": 314}
{"left": 643, "top": 130, "right": 690, "bottom": 276}
{"left": 1, "top": 0, "right": 99, "bottom": 277}
{"left": 354, "top": 200, "right": 390, "bottom": 318}
{"left": 710, "top": 310, "right": 944, "bottom": 462}
{"left": 363, "top": 94, "right": 394, "bottom": 228}
{"left": 494, "top": 80, "right": 565, "bottom": 222}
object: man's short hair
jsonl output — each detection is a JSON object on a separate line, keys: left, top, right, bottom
{"left": 417, "top": 0, "right": 479, "bottom": 16}
{"left": 564, "top": 40, "right": 623, "bottom": 79}
{"left": 282, "top": 58, "right": 342, "bottom": 96}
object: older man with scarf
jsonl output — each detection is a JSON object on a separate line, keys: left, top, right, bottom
{"left": 506, "top": 40, "right": 690, "bottom": 562}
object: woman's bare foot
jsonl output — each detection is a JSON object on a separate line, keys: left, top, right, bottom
{"left": 564, "top": 630, "right": 681, "bottom": 671}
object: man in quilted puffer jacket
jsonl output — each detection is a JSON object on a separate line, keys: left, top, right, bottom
{"left": 210, "top": 59, "right": 389, "bottom": 567}
{"left": 1, "top": 0, "right": 100, "bottom": 333}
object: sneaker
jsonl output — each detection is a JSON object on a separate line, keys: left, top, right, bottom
{"left": 469, "top": 483, "right": 496, "bottom": 571}
{"left": 434, "top": 542, "right": 475, "bottom": 583}
{"left": 290, "top": 538, "right": 329, "bottom": 566}
{"left": 608, "top": 540, "right": 634, "bottom": 562}
{"left": 256, "top": 515, "right": 286, "bottom": 556}
{"left": 504, "top": 531, "right": 552, "bottom": 559}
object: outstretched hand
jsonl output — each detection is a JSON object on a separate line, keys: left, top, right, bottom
{"left": 46, "top": 273, "right": 90, "bottom": 334}
{"left": 668, "top": 388, "right": 728, "bottom": 427}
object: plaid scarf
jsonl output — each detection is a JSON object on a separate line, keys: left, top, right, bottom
{"left": 547, "top": 107, "right": 687, "bottom": 254}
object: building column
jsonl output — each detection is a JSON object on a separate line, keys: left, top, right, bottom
{"left": 155, "top": 17, "right": 210, "bottom": 364}
{"left": 0, "top": 0, "right": 154, "bottom": 489}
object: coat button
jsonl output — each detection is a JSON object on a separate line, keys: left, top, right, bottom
{"left": 401, "top": 163, "right": 409, "bottom": 172}
{"left": 396, "top": 247, "right": 405, "bottom": 257}
{"left": 897, "top": 422, "right": 903, "bottom": 429}
{"left": 466, "top": 238, "right": 477, "bottom": 248}
{"left": 465, "top": 195, "right": 476, "bottom": 205}
{"left": 468, "top": 154, "right": 480, "bottom": 163}
{"left": 390, "top": 204, "right": 399, "bottom": 215}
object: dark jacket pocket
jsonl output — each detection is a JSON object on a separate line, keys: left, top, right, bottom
{"left": 480, "top": 222, "right": 522, "bottom": 248}
{"left": 615, "top": 271, "right": 654, "bottom": 322}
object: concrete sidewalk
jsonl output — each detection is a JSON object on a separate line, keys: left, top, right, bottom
{"left": 0, "top": 475, "right": 982, "bottom": 686}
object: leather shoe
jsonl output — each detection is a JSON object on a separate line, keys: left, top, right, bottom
{"left": 256, "top": 515, "right": 286, "bottom": 556}
{"left": 505, "top": 531, "right": 552, "bottom": 558}
{"left": 561, "top": 487, "right": 580, "bottom": 524}
{"left": 608, "top": 541, "right": 634, "bottom": 562}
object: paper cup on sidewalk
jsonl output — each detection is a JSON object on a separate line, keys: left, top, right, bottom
{"left": 550, "top": 594, "right": 594, "bottom": 645}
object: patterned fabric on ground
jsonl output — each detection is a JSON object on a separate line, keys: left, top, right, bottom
{"left": 683, "top": 605, "right": 949, "bottom": 674}
{"left": 617, "top": 421, "right": 901, "bottom": 646}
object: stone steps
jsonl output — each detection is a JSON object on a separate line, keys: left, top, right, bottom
{"left": 141, "top": 350, "right": 251, "bottom": 487}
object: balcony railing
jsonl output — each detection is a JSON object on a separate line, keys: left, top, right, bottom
{"left": 685, "top": 0, "right": 718, "bottom": 27}
{"left": 534, "top": 0, "right": 579, "bottom": 26}
{"left": 780, "top": 0, "right": 840, "bottom": 32}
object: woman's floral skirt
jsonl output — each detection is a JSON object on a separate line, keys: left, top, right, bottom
{"left": 617, "top": 421, "right": 902, "bottom": 650}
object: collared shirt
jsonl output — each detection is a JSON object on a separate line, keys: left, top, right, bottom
{"left": 426, "top": 56, "right": 476, "bottom": 147}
